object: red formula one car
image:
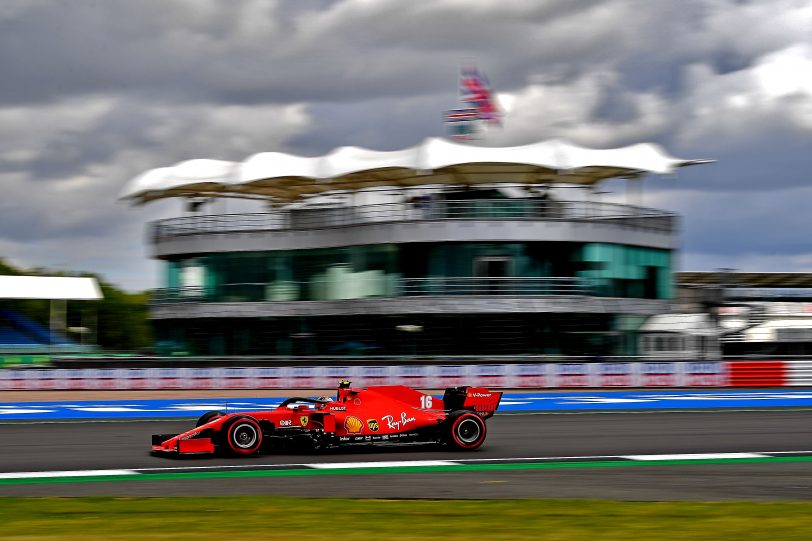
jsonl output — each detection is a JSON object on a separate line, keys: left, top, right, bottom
{"left": 151, "top": 382, "right": 502, "bottom": 456}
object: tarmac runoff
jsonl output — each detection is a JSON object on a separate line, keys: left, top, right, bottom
{"left": 2, "top": 451, "right": 812, "bottom": 486}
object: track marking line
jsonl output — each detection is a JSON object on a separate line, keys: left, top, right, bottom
{"left": 308, "top": 460, "right": 457, "bottom": 469}
{"left": 6, "top": 451, "right": 812, "bottom": 481}
{"left": 4, "top": 451, "right": 812, "bottom": 486}
{"left": 0, "top": 469, "right": 136, "bottom": 480}
{"left": 451, "top": 455, "right": 619, "bottom": 463}
{"left": 623, "top": 453, "right": 768, "bottom": 461}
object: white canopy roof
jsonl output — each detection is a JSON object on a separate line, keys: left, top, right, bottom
{"left": 640, "top": 313, "right": 720, "bottom": 337}
{"left": 121, "top": 137, "right": 711, "bottom": 205}
{"left": 0, "top": 276, "right": 103, "bottom": 300}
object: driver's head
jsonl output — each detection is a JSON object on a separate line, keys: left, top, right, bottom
{"left": 338, "top": 379, "right": 351, "bottom": 389}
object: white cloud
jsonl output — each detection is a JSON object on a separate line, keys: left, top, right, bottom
{"left": 677, "top": 44, "right": 812, "bottom": 145}
{"left": 489, "top": 71, "right": 671, "bottom": 147}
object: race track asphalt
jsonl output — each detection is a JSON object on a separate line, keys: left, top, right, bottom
{"left": 1, "top": 410, "right": 811, "bottom": 500}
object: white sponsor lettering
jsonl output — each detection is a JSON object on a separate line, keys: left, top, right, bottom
{"left": 382, "top": 412, "right": 416, "bottom": 431}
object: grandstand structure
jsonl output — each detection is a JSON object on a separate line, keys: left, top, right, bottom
{"left": 0, "top": 276, "right": 103, "bottom": 354}
{"left": 641, "top": 271, "right": 812, "bottom": 358}
{"left": 122, "top": 137, "right": 710, "bottom": 357}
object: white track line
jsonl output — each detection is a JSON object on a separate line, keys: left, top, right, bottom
{"left": 3, "top": 451, "right": 809, "bottom": 481}
{"left": 452, "top": 455, "right": 619, "bottom": 463}
{"left": 308, "top": 460, "right": 457, "bottom": 469}
{"left": 623, "top": 452, "right": 767, "bottom": 461}
{"left": 0, "top": 469, "right": 136, "bottom": 480}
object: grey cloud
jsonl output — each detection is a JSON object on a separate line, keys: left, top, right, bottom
{"left": 666, "top": 185, "right": 812, "bottom": 262}
{"left": 0, "top": 0, "right": 810, "bottom": 290}
{"left": 0, "top": 1, "right": 703, "bottom": 106}
{"left": 1, "top": 1, "right": 807, "bottom": 107}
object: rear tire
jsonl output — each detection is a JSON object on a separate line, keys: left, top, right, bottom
{"left": 444, "top": 411, "right": 487, "bottom": 450}
{"left": 222, "top": 416, "right": 263, "bottom": 456}
{"left": 196, "top": 410, "right": 225, "bottom": 427}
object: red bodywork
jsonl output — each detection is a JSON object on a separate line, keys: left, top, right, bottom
{"left": 151, "top": 385, "right": 502, "bottom": 456}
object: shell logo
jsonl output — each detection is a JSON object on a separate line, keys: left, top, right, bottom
{"left": 344, "top": 416, "right": 363, "bottom": 434}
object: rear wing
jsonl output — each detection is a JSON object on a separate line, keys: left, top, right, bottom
{"left": 442, "top": 386, "right": 502, "bottom": 419}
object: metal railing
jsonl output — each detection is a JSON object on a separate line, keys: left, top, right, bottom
{"left": 400, "top": 277, "right": 592, "bottom": 296}
{"left": 152, "top": 276, "right": 596, "bottom": 303}
{"left": 152, "top": 199, "right": 676, "bottom": 240}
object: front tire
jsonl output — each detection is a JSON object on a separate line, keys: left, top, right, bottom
{"left": 222, "top": 416, "right": 263, "bottom": 456}
{"left": 445, "top": 411, "right": 487, "bottom": 450}
{"left": 196, "top": 410, "right": 225, "bottom": 427}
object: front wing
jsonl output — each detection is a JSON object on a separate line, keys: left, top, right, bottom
{"left": 151, "top": 433, "right": 215, "bottom": 454}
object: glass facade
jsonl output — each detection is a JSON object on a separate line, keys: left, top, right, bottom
{"left": 156, "top": 240, "right": 673, "bottom": 356}
{"left": 163, "top": 242, "right": 673, "bottom": 302}
{"left": 577, "top": 243, "right": 672, "bottom": 299}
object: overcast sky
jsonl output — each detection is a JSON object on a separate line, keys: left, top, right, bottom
{"left": 1, "top": 0, "right": 811, "bottom": 291}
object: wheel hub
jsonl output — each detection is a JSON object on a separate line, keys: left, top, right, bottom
{"left": 233, "top": 424, "right": 258, "bottom": 448}
{"left": 456, "top": 418, "right": 481, "bottom": 443}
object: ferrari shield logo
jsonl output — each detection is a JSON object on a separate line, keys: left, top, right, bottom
{"left": 299, "top": 415, "right": 308, "bottom": 427}
{"left": 367, "top": 419, "right": 379, "bottom": 432}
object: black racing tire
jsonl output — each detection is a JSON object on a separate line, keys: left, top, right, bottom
{"left": 222, "top": 416, "right": 263, "bottom": 456}
{"left": 196, "top": 410, "right": 226, "bottom": 427}
{"left": 444, "top": 411, "right": 487, "bottom": 451}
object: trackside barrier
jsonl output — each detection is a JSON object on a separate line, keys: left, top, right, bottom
{"left": 787, "top": 360, "right": 812, "bottom": 387}
{"left": 0, "top": 362, "right": 731, "bottom": 390}
{"left": 727, "top": 361, "right": 787, "bottom": 387}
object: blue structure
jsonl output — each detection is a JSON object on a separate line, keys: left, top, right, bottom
{"left": 0, "top": 308, "right": 74, "bottom": 349}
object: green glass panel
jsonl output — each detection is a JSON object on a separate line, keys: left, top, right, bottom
{"left": 165, "top": 261, "right": 181, "bottom": 289}
{"left": 184, "top": 241, "right": 673, "bottom": 301}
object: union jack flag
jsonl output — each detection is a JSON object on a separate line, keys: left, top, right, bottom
{"left": 444, "top": 108, "right": 480, "bottom": 122}
{"left": 459, "top": 67, "right": 500, "bottom": 124}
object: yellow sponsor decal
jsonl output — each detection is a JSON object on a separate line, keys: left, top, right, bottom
{"left": 344, "top": 416, "right": 363, "bottom": 434}
{"left": 367, "top": 419, "right": 379, "bottom": 432}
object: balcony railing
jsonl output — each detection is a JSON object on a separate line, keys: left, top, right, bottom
{"left": 152, "top": 276, "right": 597, "bottom": 304}
{"left": 152, "top": 199, "right": 676, "bottom": 240}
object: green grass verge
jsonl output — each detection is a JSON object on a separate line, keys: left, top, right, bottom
{"left": 1, "top": 497, "right": 812, "bottom": 540}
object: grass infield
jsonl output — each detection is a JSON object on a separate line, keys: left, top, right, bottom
{"left": 1, "top": 497, "right": 811, "bottom": 540}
